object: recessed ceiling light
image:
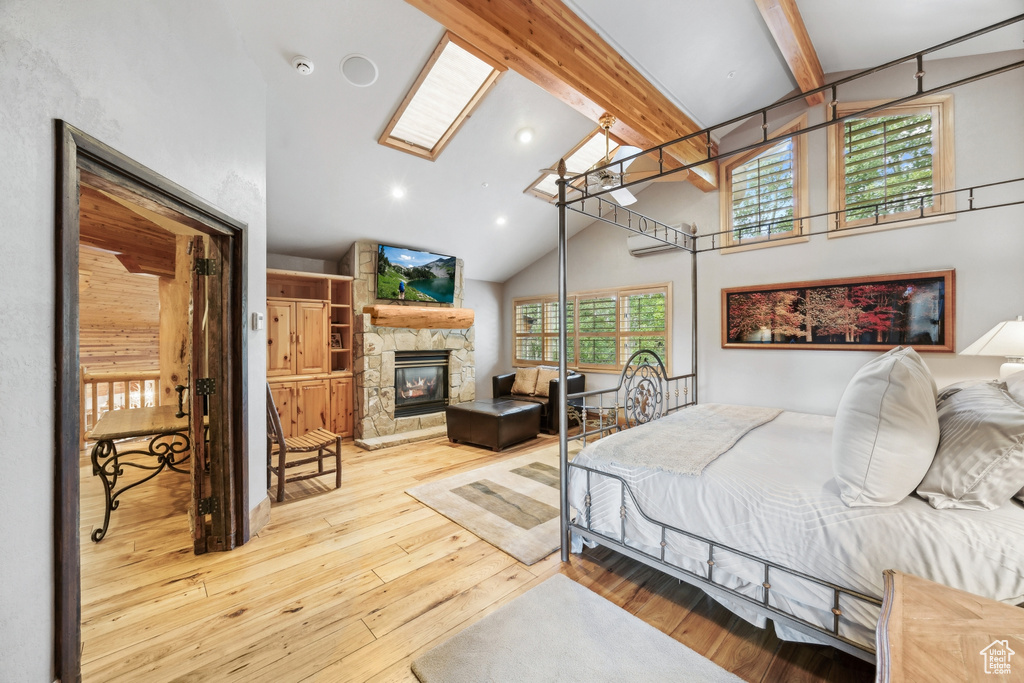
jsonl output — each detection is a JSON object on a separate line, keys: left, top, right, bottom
{"left": 516, "top": 127, "right": 534, "bottom": 144}
{"left": 496, "top": 216, "right": 507, "bottom": 226}
{"left": 391, "top": 186, "right": 406, "bottom": 199}
{"left": 341, "top": 54, "right": 378, "bottom": 87}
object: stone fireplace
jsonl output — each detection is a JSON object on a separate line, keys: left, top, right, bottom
{"left": 340, "top": 241, "right": 476, "bottom": 449}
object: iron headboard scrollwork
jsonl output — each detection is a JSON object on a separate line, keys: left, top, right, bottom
{"left": 566, "top": 350, "right": 695, "bottom": 444}
{"left": 621, "top": 349, "right": 669, "bottom": 428}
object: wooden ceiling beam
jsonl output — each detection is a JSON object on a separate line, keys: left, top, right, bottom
{"left": 79, "top": 184, "right": 177, "bottom": 278}
{"left": 404, "top": 0, "right": 718, "bottom": 191}
{"left": 755, "top": 0, "right": 826, "bottom": 106}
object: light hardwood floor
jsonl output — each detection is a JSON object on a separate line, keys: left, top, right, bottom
{"left": 79, "top": 433, "right": 875, "bottom": 682}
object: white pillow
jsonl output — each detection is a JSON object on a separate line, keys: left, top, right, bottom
{"left": 917, "top": 381, "right": 1024, "bottom": 510}
{"left": 1006, "top": 369, "right": 1024, "bottom": 405}
{"left": 831, "top": 347, "right": 939, "bottom": 507}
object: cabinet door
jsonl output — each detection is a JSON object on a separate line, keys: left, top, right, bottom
{"left": 266, "top": 302, "right": 296, "bottom": 377}
{"left": 296, "top": 380, "right": 331, "bottom": 435}
{"left": 295, "top": 301, "right": 329, "bottom": 375}
{"left": 331, "top": 377, "right": 353, "bottom": 438}
{"left": 268, "top": 382, "right": 296, "bottom": 439}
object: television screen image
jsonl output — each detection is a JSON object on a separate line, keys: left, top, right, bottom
{"left": 376, "top": 244, "right": 457, "bottom": 304}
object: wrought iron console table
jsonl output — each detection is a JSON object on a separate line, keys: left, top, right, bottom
{"left": 86, "top": 404, "right": 195, "bottom": 542}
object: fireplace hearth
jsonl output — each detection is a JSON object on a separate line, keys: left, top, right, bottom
{"left": 394, "top": 351, "right": 449, "bottom": 418}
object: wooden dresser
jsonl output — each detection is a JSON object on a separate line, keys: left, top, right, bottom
{"left": 876, "top": 569, "right": 1024, "bottom": 682}
{"left": 267, "top": 269, "right": 353, "bottom": 438}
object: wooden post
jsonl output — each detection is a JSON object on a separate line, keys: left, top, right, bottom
{"left": 159, "top": 235, "right": 191, "bottom": 405}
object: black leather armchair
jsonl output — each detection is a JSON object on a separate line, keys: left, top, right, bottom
{"left": 492, "top": 371, "right": 585, "bottom": 434}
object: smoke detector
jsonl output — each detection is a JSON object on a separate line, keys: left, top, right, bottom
{"left": 291, "top": 56, "right": 314, "bottom": 75}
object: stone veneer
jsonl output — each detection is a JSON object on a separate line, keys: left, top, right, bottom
{"left": 340, "top": 241, "right": 476, "bottom": 445}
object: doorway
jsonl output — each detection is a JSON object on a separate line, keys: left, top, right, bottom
{"left": 56, "top": 121, "right": 249, "bottom": 681}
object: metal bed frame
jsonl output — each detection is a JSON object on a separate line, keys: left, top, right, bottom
{"left": 553, "top": 15, "right": 1024, "bottom": 663}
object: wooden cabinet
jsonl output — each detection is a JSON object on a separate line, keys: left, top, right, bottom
{"left": 267, "top": 269, "right": 354, "bottom": 440}
{"left": 331, "top": 377, "right": 353, "bottom": 437}
{"left": 266, "top": 301, "right": 295, "bottom": 377}
{"left": 267, "top": 300, "right": 329, "bottom": 376}
{"left": 296, "top": 379, "right": 331, "bottom": 434}
{"left": 269, "top": 382, "right": 296, "bottom": 438}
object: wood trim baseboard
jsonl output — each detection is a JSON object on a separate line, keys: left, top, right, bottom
{"left": 249, "top": 496, "right": 272, "bottom": 536}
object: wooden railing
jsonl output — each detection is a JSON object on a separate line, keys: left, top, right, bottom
{"left": 80, "top": 367, "right": 161, "bottom": 448}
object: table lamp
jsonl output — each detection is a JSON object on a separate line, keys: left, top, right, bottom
{"left": 960, "top": 315, "right": 1024, "bottom": 381}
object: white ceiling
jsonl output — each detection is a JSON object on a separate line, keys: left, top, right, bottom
{"left": 222, "top": 0, "right": 1023, "bottom": 282}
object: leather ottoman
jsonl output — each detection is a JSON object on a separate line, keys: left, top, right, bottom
{"left": 445, "top": 399, "right": 542, "bottom": 451}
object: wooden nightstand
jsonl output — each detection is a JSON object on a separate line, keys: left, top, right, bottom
{"left": 876, "top": 569, "right": 1024, "bottom": 682}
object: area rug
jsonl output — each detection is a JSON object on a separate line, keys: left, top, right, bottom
{"left": 411, "top": 574, "right": 744, "bottom": 683}
{"left": 405, "top": 445, "right": 578, "bottom": 565}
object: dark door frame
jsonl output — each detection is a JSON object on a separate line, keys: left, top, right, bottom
{"left": 55, "top": 120, "right": 250, "bottom": 681}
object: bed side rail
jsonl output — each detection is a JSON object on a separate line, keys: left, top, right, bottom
{"left": 568, "top": 461, "right": 882, "bottom": 662}
{"left": 567, "top": 349, "right": 695, "bottom": 444}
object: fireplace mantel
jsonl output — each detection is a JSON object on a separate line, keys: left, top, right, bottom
{"left": 362, "top": 304, "right": 474, "bottom": 329}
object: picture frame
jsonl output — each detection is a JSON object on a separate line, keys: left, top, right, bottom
{"left": 330, "top": 332, "right": 342, "bottom": 349}
{"left": 722, "top": 270, "right": 955, "bottom": 352}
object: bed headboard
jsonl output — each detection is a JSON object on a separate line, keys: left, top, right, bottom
{"left": 567, "top": 350, "right": 695, "bottom": 443}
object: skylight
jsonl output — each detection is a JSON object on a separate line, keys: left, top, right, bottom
{"left": 379, "top": 33, "right": 504, "bottom": 161}
{"left": 526, "top": 129, "right": 620, "bottom": 200}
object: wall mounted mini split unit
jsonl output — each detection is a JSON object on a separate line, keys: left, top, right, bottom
{"left": 626, "top": 222, "right": 693, "bottom": 256}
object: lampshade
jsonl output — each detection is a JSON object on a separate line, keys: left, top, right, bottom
{"left": 960, "top": 315, "right": 1024, "bottom": 381}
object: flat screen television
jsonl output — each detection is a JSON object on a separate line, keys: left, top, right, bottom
{"left": 376, "top": 243, "right": 457, "bottom": 304}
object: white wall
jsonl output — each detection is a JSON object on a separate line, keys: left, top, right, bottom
{"left": 267, "top": 252, "right": 339, "bottom": 274}
{"left": 463, "top": 279, "right": 505, "bottom": 398}
{"left": 0, "top": 2, "right": 267, "bottom": 680}
{"left": 504, "top": 51, "right": 1023, "bottom": 411}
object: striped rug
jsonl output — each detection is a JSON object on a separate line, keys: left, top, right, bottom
{"left": 406, "top": 446, "right": 570, "bottom": 565}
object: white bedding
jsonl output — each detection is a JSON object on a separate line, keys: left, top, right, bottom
{"left": 568, "top": 410, "right": 1024, "bottom": 649}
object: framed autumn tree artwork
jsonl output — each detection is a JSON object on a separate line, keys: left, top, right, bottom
{"left": 722, "top": 270, "right": 955, "bottom": 351}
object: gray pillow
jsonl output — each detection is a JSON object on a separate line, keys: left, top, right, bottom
{"left": 917, "top": 381, "right": 1024, "bottom": 510}
{"left": 832, "top": 346, "right": 939, "bottom": 507}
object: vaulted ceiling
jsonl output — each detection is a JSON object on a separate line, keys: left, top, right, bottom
{"left": 222, "top": 0, "right": 1023, "bottom": 281}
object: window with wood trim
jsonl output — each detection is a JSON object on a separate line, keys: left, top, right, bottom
{"left": 379, "top": 32, "right": 505, "bottom": 161}
{"left": 513, "top": 284, "right": 670, "bottom": 373}
{"left": 525, "top": 127, "right": 622, "bottom": 201}
{"left": 828, "top": 96, "right": 953, "bottom": 233}
{"left": 719, "top": 115, "right": 808, "bottom": 251}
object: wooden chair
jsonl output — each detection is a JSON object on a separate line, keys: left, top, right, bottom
{"left": 266, "top": 384, "right": 342, "bottom": 503}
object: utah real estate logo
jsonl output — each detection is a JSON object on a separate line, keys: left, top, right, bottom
{"left": 980, "top": 640, "right": 1015, "bottom": 675}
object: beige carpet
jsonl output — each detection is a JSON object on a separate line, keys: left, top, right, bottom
{"left": 411, "top": 574, "right": 745, "bottom": 682}
{"left": 406, "top": 444, "right": 578, "bottom": 565}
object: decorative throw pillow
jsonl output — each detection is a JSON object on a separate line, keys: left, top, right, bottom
{"left": 510, "top": 367, "right": 540, "bottom": 395}
{"left": 1006, "top": 369, "right": 1024, "bottom": 405}
{"left": 917, "top": 380, "right": 1024, "bottom": 510}
{"left": 534, "top": 368, "right": 560, "bottom": 398}
{"left": 831, "top": 346, "right": 939, "bottom": 507}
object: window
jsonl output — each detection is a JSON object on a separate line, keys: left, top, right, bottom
{"left": 719, "top": 115, "right": 807, "bottom": 251}
{"left": 526, "top": 128, "right": 621, "bottom": 201}
{"left": 828, "top": 95, "right": 953, "bottom": 233}
{"left": 379, "top": 33, "right": 505, "bottom": 161}
{"left": 513, "top": 284, "right": 670, "bottom": 372}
